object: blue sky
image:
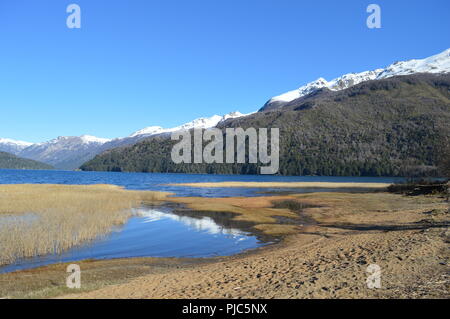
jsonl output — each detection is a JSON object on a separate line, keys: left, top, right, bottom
{"left": 0, "top": 0, "right": 449, "bottom": 143}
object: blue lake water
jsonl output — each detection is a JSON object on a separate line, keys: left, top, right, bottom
{"left": 0, "top": 169, "right": 403, "bottom": 197}
{"left": 0, "top": 169, "right": 403, "bottom": 273}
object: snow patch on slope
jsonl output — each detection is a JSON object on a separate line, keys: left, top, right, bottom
{"left": 266, "top": 48, "right": 450, "bottom": 108}
{"left": 377, "top": 48, "right": 450, "bottom": 78}
{"left": 0, "top": 138, "right": 34, "bottom": 155}
{"left": 80, "top": 135, "right": 111, "bottom": 144}
{"left": 129, "top": 111, "right": 247, "bottom": 138}
{"left": 0, "top": 138, "right": 33, "bottom": 147}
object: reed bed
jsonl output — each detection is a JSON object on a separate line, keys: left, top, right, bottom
{"left": 0, "top": 184, "right": 170, "bottom": 266}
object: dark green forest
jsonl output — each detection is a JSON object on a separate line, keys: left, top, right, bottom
{"left": 0, "top": 152, "right": 53, "bottom": 170}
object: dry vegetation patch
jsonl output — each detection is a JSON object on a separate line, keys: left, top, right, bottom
{"left": 289, "top": 192, "right": 449, "bottom": 226}
{"left": 168, "top": 195, "right": 298, "bottom": 224}
{"left": 167, "top": 195, "right": 323, "bottom": 236}
{"left": 0, "top": 184, "right": 171, "bottom": 266}
{"left": 168, "top": 181, "right": 390, "bottom": 189}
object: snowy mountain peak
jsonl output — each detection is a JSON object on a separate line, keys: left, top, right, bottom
{"left": 174, "top": 115, "right": 223, "bottom": 131}
{"left": 377, "top": 48, "right": 450, "bottom": 79}
{"left": 79, "top": 135, "right": 111, "bottom": 144}
{"left": 129, "top": 126, "right": 164, "bottom": 138}
{"left": 271, "top": 78, "right": 329, "bottom": 104}
{"left": 264, "top": 48, "right": 450, "bottom": 110}
{"left": 0, "top": 138, "right": 34, "bottom": 155}
{"left": 221, "top": 111, "right": 245, "bottom": 121}
{"left": 327, "top": 69, "right": 384, "bottom": 91}
{"left": 37, "top": 135, "right": 110, "bottom": 146}
{"left": 0, "top": 138, "right": 33, "bottom": 147}
{"left": 129, "top": 111, "right": 247, "bottom": 138}
{"left": 16, "top": 135, "right": 112, "bottom": 170}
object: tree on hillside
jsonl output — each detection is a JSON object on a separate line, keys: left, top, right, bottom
{"left": 438, "top": 139, "right": 450, "bottom": 179}
{"left": 437, "top": 138, "right": 450, "bottom": 206}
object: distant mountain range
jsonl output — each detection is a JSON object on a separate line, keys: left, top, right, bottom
{"left": 0, "top": 138, "right": 33, "bottom": 155}
{"left": 0, "top": 112, "right": 247, "bottom": 170}
{"left": 1, "top": 48, "right": 449, "bottom": 173}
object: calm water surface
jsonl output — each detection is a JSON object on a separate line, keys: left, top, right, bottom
{"left": 0, "top": 169, "right": 403, "bottom": 197}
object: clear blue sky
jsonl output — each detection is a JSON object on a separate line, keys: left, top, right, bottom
{"left": 0, "top": 0, "right": 449, "bottom": 143}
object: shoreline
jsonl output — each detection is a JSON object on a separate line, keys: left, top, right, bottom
{"left": 166, "top": 181, "right": 391, "bottom": 189}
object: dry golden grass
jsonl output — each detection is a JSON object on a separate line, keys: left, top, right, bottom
{"left": 168, "top": 181, "right": 390, "bottom": 189}
{"left": 168, "top": 195, "right": 299, "bottom": 225}
{"left": 0, "top": 184, "right": 171, "bottom": 266}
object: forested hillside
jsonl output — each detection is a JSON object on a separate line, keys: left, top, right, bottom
{"left": 81, "top": 74, "right": 450, "bottom": 176}
{"left": 0, "top": 152, "right": 54, "bottom": 170}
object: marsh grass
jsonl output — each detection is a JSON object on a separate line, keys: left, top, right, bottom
{"left": 0, "top": 184, "right": 170, "bottom": 266}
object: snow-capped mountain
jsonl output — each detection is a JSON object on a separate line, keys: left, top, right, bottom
{"left": 0, "top": 138, "right": 34, "bottom": 155}
{"left": 18, "top": 135, "right": 112, "bottom": 170}
{"left": 79, "top": 135, "right": 111, "bottom": 144}
{"left": 262, "top": 48, "right": 450, "bottom": 111}
{"left": 130, "top": 112, "right": 246, "bottom": 137}
{"left": 377, "top": 48, "right": 450, "bottom": 78}
{"left": 129, "top": 126, "right": 165, "bottom": 138}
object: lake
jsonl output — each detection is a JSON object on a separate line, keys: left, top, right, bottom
{"left": 0, "top": 169, "right": 403, "bottom": 197}
{"left": 0, "top": 169, "right": 401, "bottom": 273}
